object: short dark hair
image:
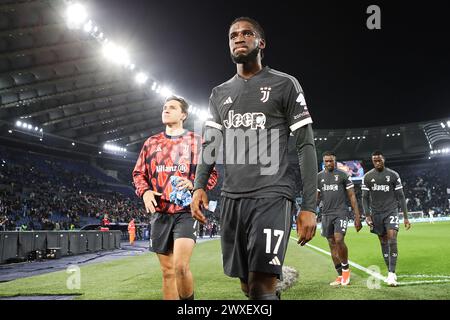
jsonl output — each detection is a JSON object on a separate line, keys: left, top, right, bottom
{"left": 322, "top": 151, "right": 336, "bottom": 158}
{"left": 230, "top": 17, "right": 265, "bottom": 40}
{"left": 165, "top": 95, "right": 189, "bottom": 119}
{"left": 372, "top": 150, "right": 384, "bottom": 157}
{"left": 229, "top": 17, "right": 265, "bottom": 59}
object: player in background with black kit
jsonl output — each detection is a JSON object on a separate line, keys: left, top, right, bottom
{"left": 133, "top": 96, "right": 218, "bottom": 300}
{"left": 317, "top": 151, "right": 362, "bottom": 286}
{"left": 191, "top": 17, "right": 318, "bottom": 300}
{"left": 362, "top": 150, "right": 411, "bottom": 286}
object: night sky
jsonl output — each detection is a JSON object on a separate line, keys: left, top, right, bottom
{"left": 86, "top": 0, "right": 450, "bottom": 129}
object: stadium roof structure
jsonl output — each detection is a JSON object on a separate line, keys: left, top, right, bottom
{"left": 0, "top": 0, "right": 203, "bottom": 159}
{"left": 1, "top": 0, "right": 449, "bottom": 166}
{"left": 300, "top": 120, "right": 450, "bottom": 164}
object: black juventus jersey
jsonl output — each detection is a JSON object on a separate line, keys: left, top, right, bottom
{"left": 317, "top": 169, "right": 354, "bottom": 215}
{"left": 205, "top": 66, "right": 313, "bottom": 200}
{"left": 362, "top": 167, "right": 403, "bottom": 214}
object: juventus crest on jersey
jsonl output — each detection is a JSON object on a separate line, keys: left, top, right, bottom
{"left": 203, "top": 66, "right": 313, "bottom": 201}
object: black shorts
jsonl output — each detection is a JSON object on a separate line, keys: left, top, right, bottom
{"left": 321, "top": 214, "right": 348, "bottom": 238}
{"left": 370, "top": 211, "right": 399, "bottom": 236}
{"left": 149, "top": 211, "right": 197, "bottom": 254}
{"left": 219, "top": 196, "right": 293, "bottom": 282}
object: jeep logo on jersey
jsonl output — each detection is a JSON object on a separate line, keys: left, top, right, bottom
{"left": 323, "top": 184, "right": 338, "bottom": 191}
{"left": 260, "top": 87, "right": 271, "bottom": 103}
{"left": 386, "top": 176, "right": 390, "bottom": 182}
{"left": 372, "top": 184, "right": 390, "bottom": 192}
{"left": 223, "top": 110, "right": 266, "bottom": 130}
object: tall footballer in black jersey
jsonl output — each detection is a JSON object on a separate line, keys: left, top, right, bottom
{"left": 362, "top": 150, "right": 411, "bottom": 286}
{"left": 317, "top": 152, "right": 362, "bottom": 286}
{"left": 191, "top": 17, "right": 318, "bottom": 300}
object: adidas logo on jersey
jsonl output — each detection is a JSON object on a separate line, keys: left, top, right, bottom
{"left": 224, "top": 97, "right": 233, "bottom": 105}
{"left": 371, "top": 179, "right": 376, "bottom": 182}
{"left": 155, "top": 146, "right": 162, "bottom": 152}
{"left": 296, "top": 93, "right": 307, "bottom": 106}
{"left": 269, "top": 256, "right": 281, "bottom": 266}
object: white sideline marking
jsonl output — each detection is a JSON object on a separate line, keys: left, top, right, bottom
{"left": 289, "top": 237, "right": 387, "bottom": 282}
{"left": 398, "top": 280, "right": 450, "bottom": 285}
{"left": 396, "top": 274, "right": 450, "bottom": 279}
{"left": 290, "top": 237, "right": 450, "bottom": 286}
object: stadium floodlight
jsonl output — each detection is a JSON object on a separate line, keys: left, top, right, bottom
{"left": 72, "top": 142, "right": 75, "bottom": 146}
{"left": 14, "top": 120, "right": 44, "bottom": 138}
{"left": 103, "top": 143, "right": 127, "bottom": 154}
{"left": 441, "top": 122, "right": 446, "bottom": 128}
{"left": 102, "top": 42, "right": 130, "bottom": 67}
{"left": 151, "top": 82, "right": 158, "bottom": 91}
{"left": 398, "top": 133, "right": 401, "bottom": 136}
{"left": 347, "top": 137, "right": 350, "bottom": 140}
{"left": 447, "top": 121, "right": 450, "bottom": 128}
{"left": 386, "top": 134, "right": 390, "bottom": 137}
{"left": 66, "top": 3, "right": 88, "bottom": 29}
{"left": 324, "top": 138, "right": 327, "bottom": 141}
{"left": 159, "top": 87, "right": 173, "bottom": 98}
{"left": 197, "top": 110, "right": 211, "bottom": 122}
{"left": 83, "top": 20, "right": 93, "bottom": 33}
{"left": 135, "top": 72, "right": 148, "bottom": 85}
{"left": 8, "top": 130, "right": 12, "bottom": 134}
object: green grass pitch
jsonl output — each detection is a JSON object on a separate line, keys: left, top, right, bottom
{"left": 1, "top": 221, "right": 449, "bottom": 300}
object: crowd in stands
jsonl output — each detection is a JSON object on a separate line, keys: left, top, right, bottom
{"left": 1, "top": 146, "right": 449, "bottom": 232}
{"left": 0, "top": 148, "right": 149, "bottom": 231}
{"left": 394, "top": 161, "right": 450, "bottom": 216}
